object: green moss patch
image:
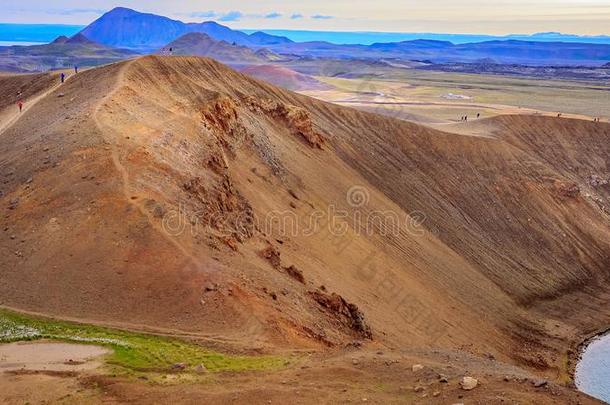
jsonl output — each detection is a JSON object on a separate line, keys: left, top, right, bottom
{"left": 0, "top": 308, "right": 288, "bottom": 373}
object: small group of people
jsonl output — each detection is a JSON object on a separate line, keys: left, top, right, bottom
{"left": 557, "top": 113, "right": 602, "bottom": 122}
{"left": 460, "top": 113, "right": 481, "bottom": 122}
{"left": 60, "top": 66, "right": 78, "bottom": 83}
{"left": 17, "top": 65, "right": 79, "bottom": 113}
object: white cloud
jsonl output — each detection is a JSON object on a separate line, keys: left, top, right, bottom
{"left": 1, "top": 1, "right": 609, "bottom": 35}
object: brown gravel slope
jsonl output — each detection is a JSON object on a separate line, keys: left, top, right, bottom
{"left": 0, "top": 56, "right": 609, "bottom": 384}
{"left": 0, "top": 72, "right": 57, "bottom": 111}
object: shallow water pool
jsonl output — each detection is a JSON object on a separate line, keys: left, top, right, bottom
{"left": 576, "top": 332, "right": 610, "bottom": 403}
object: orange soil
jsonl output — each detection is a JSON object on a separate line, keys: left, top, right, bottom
{"left": 0, "top": 56, "right": 609, "bottom": 402}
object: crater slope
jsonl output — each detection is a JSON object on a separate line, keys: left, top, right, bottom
{"left": 0, "top": 56, "right": 609, "bottom": 382}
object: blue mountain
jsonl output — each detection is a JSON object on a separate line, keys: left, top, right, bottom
{"left": 80, "top": 7, "right": 292, "bottom": 51}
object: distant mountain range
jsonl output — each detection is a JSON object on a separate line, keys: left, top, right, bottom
{"left": 74, "top": 8, "right": 610, "bottom": 66}
{"left": 80, "top": 7, "right": 292, "bottom": 52}
{"left": 1, "top": 7, "right": 609, "bottom": 71}
{"left": 366, "top": 39, "right": 610, "bottom": 66}
{"left": 270, "top": 38, "right": 610, "bottom": 66}
{"left": 3, "top": 22, "right": 610, "bottom": 47}
{"left": 162, "top": 33, "right": 281, "bottom": 64}
{"left": 241, "top": 29, "right": 610, "bottom": 46}
{"left": 0, "top": 32, "right": 137, "bottom": 72}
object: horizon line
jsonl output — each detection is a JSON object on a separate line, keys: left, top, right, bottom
{"left": 0, "top": 22, "right": 609, "bottom": 39}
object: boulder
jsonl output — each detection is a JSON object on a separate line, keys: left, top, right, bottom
{"left": 532, "top": 379, "right": 548, "bottom": 388}
{"left": 412, "top": 364, "right": 424, "bottom": 372}
{"left": 460, "top": 376, "right": 478, "bottom": 390}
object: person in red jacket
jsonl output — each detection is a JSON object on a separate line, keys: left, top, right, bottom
{"left": 17, "top": 100, "right": 23, "bottom": 113}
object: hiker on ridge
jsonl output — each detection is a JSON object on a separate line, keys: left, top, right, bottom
{"left": 74, "top": 65, "right": 78, "bottom": 74}
{"left": 17, "top": 100, "right": 23, "bottom": 113}
{"left": 61, "top": 73, "right": 65, "bottom": 83}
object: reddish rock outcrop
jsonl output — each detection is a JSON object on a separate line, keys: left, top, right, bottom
{"left": 309, "top": 290, "right": 372, "bottom": 340}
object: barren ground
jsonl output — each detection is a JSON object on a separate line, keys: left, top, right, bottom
{"left": 0, "top": 56, "right": 609, "bottom": 403}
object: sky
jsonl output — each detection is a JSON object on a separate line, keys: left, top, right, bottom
{"left": 2, "top": 1, "right": 610, "bottom": 35}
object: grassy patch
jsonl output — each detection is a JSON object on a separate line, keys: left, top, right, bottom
{"left": 560, "top": 350, "right": 573, "bottom": 385}
{"left": 0, "top": 308, "right": 288, "bottom": 373}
